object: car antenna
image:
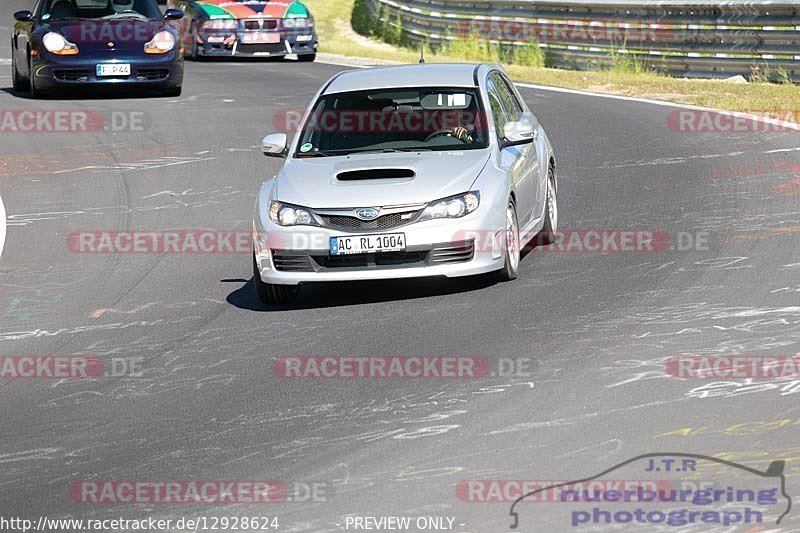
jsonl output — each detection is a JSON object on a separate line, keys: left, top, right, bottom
{"left": 418, "top": 44, "right": 425, "bottom": 64}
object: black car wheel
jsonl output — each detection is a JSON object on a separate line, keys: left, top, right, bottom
{"left": 297, "top": 53, "right": 316, "bottom": 62}
{"left": 11, "top": 50, "right": 27, "bottom": 93}
{"left": 252, "top": 253, "right": 298, "bottom": 305}
{"left": 162, "top": 86, "right": 182, "bottom": 97}
{"left": 496, "top": 198, "right": 520, "bottom": 282}
{"left": 28, "top": 54, "right": 42, "bottom": 99}
{"left": 189, "top": 24, "right": 201, "bottom": 60}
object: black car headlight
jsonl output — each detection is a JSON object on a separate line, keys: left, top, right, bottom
{"left": 420, "top": 191, "right": 480, "bottom": 221}
{"left": 269, "top": 201, "right": 318, "bottom": 227}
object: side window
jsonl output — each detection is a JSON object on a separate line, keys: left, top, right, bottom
{"left": 486, "top": 78, "right": 510, "bottom": 141}
{"left": 491, "top": 72, "right": 523, "bottom": 123}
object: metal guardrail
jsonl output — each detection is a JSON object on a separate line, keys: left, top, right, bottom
{"left": 362, "top": 0, "right": 800, "bottom": 81}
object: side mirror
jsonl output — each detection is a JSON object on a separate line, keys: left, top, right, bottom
{"left": 502, "top": 118, "right": 536, "bottom": 148}
{"left": 14, "top": 10, "right": 34, "bottom": 22}
{"left": 164, "top": 9, "right": 184, "bottom": 20}
{"left": 262, "top": 133, "right": 288, "bottom": 158}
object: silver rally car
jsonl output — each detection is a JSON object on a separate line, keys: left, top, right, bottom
{"left": 252, "top": 63, "right": 558, "bottom": 304}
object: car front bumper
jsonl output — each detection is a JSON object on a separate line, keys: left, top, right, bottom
{"left": 198, "top": 30, "right": 317, "bottom": 57}
{"left": 32, "top": 52, "right": 183, "bottom": 91}
{"left": 254, "top": 206, "right": 507, "bottom": 286}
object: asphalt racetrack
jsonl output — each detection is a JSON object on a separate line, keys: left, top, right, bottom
{"left": 1, "top": 0, "right": 799, "bottom": 531}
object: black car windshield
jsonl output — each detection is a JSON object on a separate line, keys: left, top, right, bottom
{"left": 40, "top": 0, "right": 163, "bottom": 20}
{"left": 295, "top": 87, "right": 489, "bottom": 157}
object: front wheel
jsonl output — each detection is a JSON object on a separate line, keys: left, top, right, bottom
{"left": 297, "top": 53, "right": 316, "bottom": 62}
{"left": 11, "top": 55, "right": 27, "bottom": 93}
{"left": 162, "top": 86, "right": 182, "bottom": 97}
{"left": 536, "top": 165, "right": 558, "bottom": 246}
{"left": 252, "top": 254, "right": 298, "bottom": 305}
{"left": 28, "top": 55, "right": 42, "bottom": 99}
{"left": 496, "top": 199, "right": 520, "bottom": 282}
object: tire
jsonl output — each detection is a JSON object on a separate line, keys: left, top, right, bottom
{"left": 11, "top": 54, "right": 27, "bottom": 93}
{"left": 536, "top": 164, "right": 558, "bottom": 246}
{"left": 496, "top": 199, "right": 520, "bottom": 282}
{"left": 162, "top": 86, "right": 182, "bottom": 97}
{"left": 297, "top": 53, "right": 316, "bottom": 62}
{"left": 28, "top": 54, "right": 42, "bottom": 99}
{"left": 252, "top": 253, "right": 298, "bottom": 305}
{"left": 188, "top": 25, "right": 200, "bottom": 60}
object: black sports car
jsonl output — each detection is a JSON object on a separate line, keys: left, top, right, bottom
{"left": 12, "top": 0, "right": 185, "bottom": 98}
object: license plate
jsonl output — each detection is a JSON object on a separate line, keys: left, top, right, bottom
{"left": 96, "top": 64, "right": 131, "bottom": 77}
{"left": 330, "top": 233, "right": 406, "bottom": 255}
{"left": 241, "top": 31, "right": 280, "bottom": 44}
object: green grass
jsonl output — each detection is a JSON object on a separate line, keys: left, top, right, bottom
{"left": 305, "top": 0, "right": 800, "bottom": 115}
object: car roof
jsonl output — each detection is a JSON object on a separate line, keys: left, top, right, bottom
{"left": 323, "top": 63, "right": 487, "bottom": 94}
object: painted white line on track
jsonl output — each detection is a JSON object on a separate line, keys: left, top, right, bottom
{"left": 317, "top": 58, "right": 800, "bottom": 130}
{"left": 514, "top": 81, "right": 800, "bottom": 131}
{"left": 0, "top": 193, "right": 6, "bottom": 260}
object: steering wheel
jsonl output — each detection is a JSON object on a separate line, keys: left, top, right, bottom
{"left": 424, "top": 128, "right": 469, "bottom": 143}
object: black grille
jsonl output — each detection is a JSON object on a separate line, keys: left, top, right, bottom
{"left": 312, "top": 251, "right": 428, "bottom": 270}
{"left": 54, "top": 70, "right": 90, "bottom": 81}
{"left": 318, "top": 211, "right": 419, "bottom": 231}
{"left": 430, "top": 241, "right": 474, "bottom": 264}
{"left": 136, "top": 69, "right": 169, "bottom": 81}
{"left": 271, "top": 251, "right": 314, "bottom": 272}
{"left": 244, "top": 19, "right": 278, "bottom": 30}
{"left": 238, "top": 43, "right": 285, "bottom": 54}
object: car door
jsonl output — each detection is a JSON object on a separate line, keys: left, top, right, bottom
{"left": 488, "top": 71, "right": 539, "bottom": 228}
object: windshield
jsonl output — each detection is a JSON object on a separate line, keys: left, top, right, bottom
{"left": 294, "top": 87, "right": 489, "bottom": 157}
{"left": 40, "top": 0, "right": 163, "bottom": 20}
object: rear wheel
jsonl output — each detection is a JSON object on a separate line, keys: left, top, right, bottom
{"left": 252, "top": 253, "right": 298, "bottom": 305}
{"left": 297, "top": 53, "right": 316, "bottom": 62}
{"left": 537, "top": 164, "right": 558, "bottom": 246}
{"left": 496, "top": 199, "right": 520, "bottom": 281}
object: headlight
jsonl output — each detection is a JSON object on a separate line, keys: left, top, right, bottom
{"left": 283, "top": 17, "right": 311, "bottom": 29}
{"left": 43, "top": 32, "right": 79, "bottom": 55}
{"left": 420, "top": 191, "right": 480, "bottom": 221}
{"left": 144, "top": 31, "right": 176, "bottom": 54}
{"left": 203, "top": 19, "right": 237, "bottom": 31}
{"left": 269, "top": 201, "right": 317, "bottom": 227}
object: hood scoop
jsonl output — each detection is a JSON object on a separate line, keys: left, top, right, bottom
{"left": 336, "top": 168, "right": 415, "bottom": 181}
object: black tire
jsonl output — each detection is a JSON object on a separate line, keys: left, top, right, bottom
{"left": 496, "top": 198, "right": 520, "bottom": 282}
{"left": 28, "top": 54, "right": 42, "bottom": 99}
{"left": 536, "top": 164, "right": 558, "bottom": 246}
{"left": 297, "top": 53, "right": 316, "bottom": 62}
{"left": 252, "top": 254, "right": 298, "bottom": 305}
{"left": 162, "top": 86, "right": 182, "bottom": 97}
{"left": 188, "top": 25, "right": 200, "bottom": 60}
{"left": 11, "top": 55, "right": 27, "bottom": 93}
